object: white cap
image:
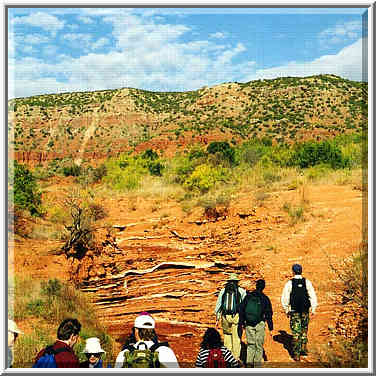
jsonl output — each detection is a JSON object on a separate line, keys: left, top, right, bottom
{"left": 82, "top": 337, "right": 106, "bottom": 353}
{"left": 8, "top": 319, "right": 22, "bottom": 334}
{"left": 134, "top": 314, "right": 155, "bottom": 329}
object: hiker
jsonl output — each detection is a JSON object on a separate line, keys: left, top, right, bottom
{"left": 239, "top": 279, "right": 273, "bottom": 367}
{"left": 8, "top": 319, "right": 22, "bottom": 368}
{"left": 80, "top": 337, "right": 105, "bottom": 368}
{"left": 281, "top": 264, "right": 317, "bottom": 361}
{"left": 195, "top": 327, "right": 239, "bottom": 368}
{"left": 120, "top": 312, "right": 159, "bottom": 353}
{"left": 115, "top": 312, "right": 179, "bottom": 368}
{"left": 214, "top": 273, "right": 246, "bottom": 360}
{"left": 34, "top": 318, "right": 81, "bottom": 368}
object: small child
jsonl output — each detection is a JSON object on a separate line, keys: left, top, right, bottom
{"left": 80, "top": 337, "right": 105, "bottom": 368}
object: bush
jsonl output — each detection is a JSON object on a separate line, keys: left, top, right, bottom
{"left": 207, "top": 141, "right": 236, "bottom": 166}
{"left": 290, "top": 140, "right": 349, "bottom": 169}
{"left": 62, "top": 164, "right": 82, "bottom": 177}
{"left": 9, "top": 161, "right": 42, "bottom": 216}
{"left": 183, "top": 164, "right": 229, "bottom": 193}
{"left": 12, "top": 276, "right": 115, "bottom": 367}
{"left": 104, "top": 156, "right": 148, "bottom": 191}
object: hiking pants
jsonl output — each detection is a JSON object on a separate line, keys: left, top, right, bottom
{"left": 290, "top": 311, "right": 310, "bottom": 356}
{"left": 221, "top": 314, "right": 241, "bottom": 359}
{"left": 245, "top": 321, "right": 265, "bottom": 367}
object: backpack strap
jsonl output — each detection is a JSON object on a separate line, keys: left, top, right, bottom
{"left": 43, "top": 345, "right": 70, "bottom": 355}
{"left": 149, "top": 341, "right": 169, "bottom": 352}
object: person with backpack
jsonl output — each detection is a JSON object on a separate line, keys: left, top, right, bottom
{"left": 33, "top": 318, "right": 81, "bottom": 368}
{"left": 114, "top": 312, "right": 179, "bottom": 368}
{"left": 79, "top": 337, "right": 105, "bottom": 368}
{"left": 195, "top": 328, "right": 239, "bottom": 368}
{"left": 281, "top": 264, "right": 317, "bottom": 361}
{"left": 239, "top": 279, "right": 273, "bottom": 367}
{"left": 214, "top": 273, "right": 246, "bottom": 361}
{"left": 8, "top": 319, "right": 22, "bottom": 368}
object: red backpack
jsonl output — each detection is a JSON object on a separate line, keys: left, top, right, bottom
{"left": 206, "top": 348, "right": 226, "bottom": 368}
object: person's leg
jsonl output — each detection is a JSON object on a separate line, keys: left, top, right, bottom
{"left": 245, "top": 325, "right": 256, "bottom": 367}
{"left": 300, "top": 312, "right": 310, "bottom": 355}
{"left": 290, "top": 312, "right": 302, "bottom": 361}
{"left": 230, "top": 314, "right": 241, "bottom": 359}
{"left": 254, "top": 321, "right": 266, "bottom": 367}
{"left": 221, "top": 315, "right": 233, "bottom": 354}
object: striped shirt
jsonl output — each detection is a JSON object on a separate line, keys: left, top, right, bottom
{"left": 195, "top": 346, "right": 239, "bottom": 368}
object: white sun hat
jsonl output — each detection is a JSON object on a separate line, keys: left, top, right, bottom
{"left": 8, "top": 319, "right": 23, "bottom": 334}
{"left": 134, "top": 313, "right": 155, "bottom": 329}
{"left": 82, "top": 337, "right": 106, "bottom": 353}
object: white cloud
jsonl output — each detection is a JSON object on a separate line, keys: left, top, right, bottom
{"left": 319, "top": 20, "right": 362, "bottom": 46}
{"left": 246, "top": 38, "right": 364, "bottom": 82}
{"left": 24, "top": 35, "right": 50, "bottom": 44}
{"left": 12, "top": 11, "right": 65, "bottom": 36}
{"left": 23, "top": 45, "right": 34, "bottom": 54}
{"left": 62, "top": 33, "right": 92, "bottom": 50}
{"left": 78, "top": 16, "right": 94, "bottom": 24}
{"left": 209, "top": 32, "right": 227, "bottom": 39}
{"left": 91, "top": 37, "right": 110, "bottom": 50}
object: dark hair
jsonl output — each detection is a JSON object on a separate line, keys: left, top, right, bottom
{"left": 256, "top": 279, "right": 265, "bottom": 291}
{"left": 122, "top": 327, "right": 137, "bottom": 349}
{"left": 137, "top": 328, "right": 157, "bottom": 342}
{"left": 57, "top": 318, "right": 81, "bottom": 340}
{"left": 200, "top": 328, "right": 223, "bottom": 350}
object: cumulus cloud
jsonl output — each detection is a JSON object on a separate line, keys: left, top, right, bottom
{"left": 319, "top": 20, "right": 362, "bottom": 46}
{"left": 8, "top": 10, "right": 365, "bottom": 99}
{"left": 78, "top": 15, "right": 94, "bottom": 24}
{"left": 91, "top": 37, "right": 110, "bottom": 50}
{"left": 246, "top": 38, "right": 364, "bottom": 82}
{"left": 209, "top": 32, "right": 227, "bottom": 39}
{"left": 12, "top": 11, "right": 65, "bottom": 36}
{"left": 24, "top": 35, "right": 50, "bottom": 44}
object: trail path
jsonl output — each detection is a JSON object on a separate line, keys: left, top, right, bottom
{"left": 12, "top": 182, "right": 364, "bottom": 368}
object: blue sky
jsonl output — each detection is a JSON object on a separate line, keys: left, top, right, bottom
{"left": 8, "top": 7, "right": 368, "bottom": 99}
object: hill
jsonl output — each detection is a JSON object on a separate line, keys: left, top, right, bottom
{"left": 8, "top": 74, "right": 367, "bottom": 164}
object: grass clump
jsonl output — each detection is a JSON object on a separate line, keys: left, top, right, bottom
{"left": 315, "top": 245, "right": 368, "bottom": 367}
{"left": 12, "top": 276, "right": 115, "bottom": 367}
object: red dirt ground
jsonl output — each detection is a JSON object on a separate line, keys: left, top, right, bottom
{"left": 9, "top": 181, "right": 364, "bottom": 368}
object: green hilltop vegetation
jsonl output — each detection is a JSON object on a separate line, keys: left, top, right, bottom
{"left": 8, "top": 74, "right": 367, "bottom": 156}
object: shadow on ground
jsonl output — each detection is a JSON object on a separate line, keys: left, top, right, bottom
{"left": 273, "top": 330, "right": 294, "bottom": 359}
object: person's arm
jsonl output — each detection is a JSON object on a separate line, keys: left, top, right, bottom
{"left": 263, "top": 295, "right": 274, "bottom": 331}
{"left": 214, "top": 289, "right": 224, "bottom": 322}
{"left": 222, "top": 347, "right": 239, "bottom": 368}
{"left": 306, "top": 279, "right": 318, "bottom": 314}
{"left": 281, "top": 280, "right": 292, "bottom": 314}
{"left": 157, "top": 347, "right": 180, "bottom": 368}
{"left": 195, "top": 348, "right": 207, "bottom": 368}
{"left": 114, "top": 350, "right": 126, "bottom": 368}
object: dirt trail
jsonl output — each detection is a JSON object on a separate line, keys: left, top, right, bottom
{"left": 11, "top": 183, "right": 363, "bottom": 367}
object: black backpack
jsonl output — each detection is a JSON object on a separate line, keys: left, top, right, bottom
{"left": 221, "top": 281, "right": 241, "bottom": 315}
{"left": 290, "top": 278, "right": 311, "bottom": 313}
{"left": 244, "top": 292, "right": 263, "bottom": 326}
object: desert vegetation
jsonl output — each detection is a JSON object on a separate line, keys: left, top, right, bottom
{"left": 8, "top": 74, "right": 368, "bottom": 368}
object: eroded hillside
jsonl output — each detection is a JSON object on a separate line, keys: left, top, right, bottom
{"left": 9, "top": 75, "right": 367, "bottom": 164}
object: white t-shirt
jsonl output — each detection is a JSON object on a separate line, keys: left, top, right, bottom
{"left": 115, "top": 340, "right": 180, "bottom": 368}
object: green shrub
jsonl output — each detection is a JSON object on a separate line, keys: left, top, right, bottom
{"left": 104, "top": 156, "right": 148, "bottom": 191}
{"left": 290, "top": 140, "right": 349, "bottom": 169}
{"left": 207, "top": 141, "right": 236, "bottom": 166}
{"left": 9, "top": 161, "right": 42, "bottom": 216}
{"left": 183, "top": 164, "right": 229, "bottom": 193}
{"left": 62, "top": 164, "right": 82, "bottom": 177}
{"left": 12, "top": 277, "right": 115, "bottom": 367}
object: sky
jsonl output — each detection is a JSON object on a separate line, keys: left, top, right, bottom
{"left": 7, "top": 7, "right": 369, "bottom": 99}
